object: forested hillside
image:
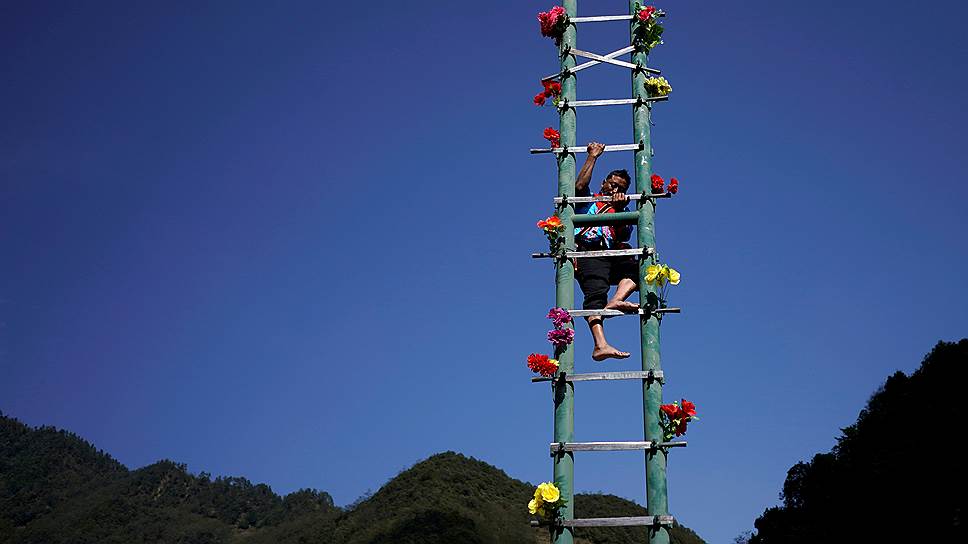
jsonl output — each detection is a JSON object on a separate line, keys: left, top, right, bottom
{"left": 749, "top": 340, "right": 967, "bottom": 542}
{"left": 0, "top": 416, "right": 704, "bottom": 544}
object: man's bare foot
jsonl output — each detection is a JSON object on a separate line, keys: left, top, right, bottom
{"left": 605, "top": 300, "right": 639, "bottom": 313}
{"left": 592, "top": 344, "right": 631, "bottom": 361}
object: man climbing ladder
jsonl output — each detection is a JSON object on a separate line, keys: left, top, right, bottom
{"left": 573, "top": 141, "right": 640, "bottom": 361}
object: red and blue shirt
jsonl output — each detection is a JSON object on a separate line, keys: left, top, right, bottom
{"left": 574, "top": 186, "right": 632, "bottom": 249}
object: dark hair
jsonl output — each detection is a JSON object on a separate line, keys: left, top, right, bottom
{"left": 606, "top": 169, "right": 631, "bottom": 186}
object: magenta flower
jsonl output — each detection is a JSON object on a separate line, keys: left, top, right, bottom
{"left": 547, "top": 307, "right": 573, "bottom": 328}
{"left": 547, "top": 328, "right": 575, "bottom": 347}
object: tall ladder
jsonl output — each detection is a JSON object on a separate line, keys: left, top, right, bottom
{"left": 530, "top": 2, "right": 683, "bottom": 543}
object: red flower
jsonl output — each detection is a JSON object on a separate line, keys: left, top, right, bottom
{"left": 668, "top": 177, "right": 679, "bottom": 194}
{"left": 542, "top": 80, "right": 562, "bottom": 97}
{"left": 534, "top": 93, "right": 547, "bottom": 106}
{"left": 660, "top": 404, "right": 679, "bottom": 418}
{"left": 674, "top": 418, "right": 689, "bottom": 436}
{"left": 650, "top": 173, "right": 664, "bottom": 192}
{"left": 543, "top": 127, "right": 561, "bottom": 149}
{"left": 679, "top": 399, "right": 696, "bottom": 417}
{"left": 527, "top": 353, "right": 559, "bottom": 377}
{"left": 538, "top": 6, "right": 567, "bottom": 37}
{"left": 638, "top": 6, "right": 657, "bottom": 22}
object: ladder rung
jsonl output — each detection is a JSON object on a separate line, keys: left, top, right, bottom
{"left": 550, "top": 441, "right": 687, "bottom": 453}
{"left": 567, "top": 308, "right": 681, "bottom": 318}
{"left": 570, "top": 11, "right": 666, "bottom": 23}
{"left": 532, "top": 370, "right": 664, "bottom": 383}
{"left": 562, "top": 96, "right": 668, "bottom": 108}
{"left": 554, "top": 193, "right": 671, "bottom": 204}
{"left": 530, "top": 143, "right": 644, "bottom": 155}
{"left": 532, "top": 247, "right": 653, "bottom": 259}
{"left": 531, "top": 515, "right": 675, "bottom": 528}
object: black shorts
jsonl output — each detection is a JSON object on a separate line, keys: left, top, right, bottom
{"left": 576, "top": 255, "right": 639, "bottom": 310}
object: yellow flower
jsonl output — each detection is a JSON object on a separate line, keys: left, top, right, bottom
{"left": 646, "top": 76, "right": 673, "bottom": 96}
{"left": 528, "top": 498, "right": 541, "bottom": 514}
{"left": 539, "top": 482, "right": 561, "bottom": 503}
{"left": 533, "top": 486, "right": 544, "bottom": 501}
{"left": 645, "top": 264, "right": 661, "bottom": 283}
{"left": 667, "top": 268, "right": 681, "bottom": 285}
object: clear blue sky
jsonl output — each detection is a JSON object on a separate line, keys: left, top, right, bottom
{"left": 2, "top": 1, "right": 967, "bottom": 542}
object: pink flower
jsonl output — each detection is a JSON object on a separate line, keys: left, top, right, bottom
{"left": 538, "top": 6, "right": 567, "bottom": 38}
{"left": 546, "top": 307, "right": 572, "bottom": 328}
{"left": 547, "top": 328, "right": 575, "bottom": 347}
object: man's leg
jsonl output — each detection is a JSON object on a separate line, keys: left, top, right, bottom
{"left": 578, "top": 257, "right": 631, "bottom": 361}
{"left": 604, "top": 278, "right": 638, "bottom": 312}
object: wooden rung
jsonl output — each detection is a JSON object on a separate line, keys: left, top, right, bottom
{"left": 562, "top": 96, "right": 668, "bottom": 108}
{"left": 567, "top": 308, "right": 681, "bottom": 318}
{"left": 531, "top": 515, "right": 675, "bottom": 528}
{"left": 570, "top": 11, "right": 666, "bottom": 23}
{"left": 532, "top": 370, "right": 664, "bottom": 383}
{"left": 550, "top": 441, "right": 687, "bottom": 453}
{"left": 554, "top": 193, "right": 671, "bottom": 204}
{"left": 532, "top": 247, "right": 653, "bottom": 259}
{"left": 530, "top": 143, "right": 643, "bottom": 155}
{"left": 570, "top": 14, "right": 635, "bottom": 23}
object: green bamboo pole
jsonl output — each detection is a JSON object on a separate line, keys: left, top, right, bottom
{"left": 629, "top": 3, "right": 670, "bottom": 544}
{"left": 552, "top": 2, "right": 578, "bottom": 544}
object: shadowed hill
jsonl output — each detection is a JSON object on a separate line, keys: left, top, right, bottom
{"left": 0, "top": 415, "right": 705, "bottom": 543}
{"left": 749, "top": 340, "right": 967, "bottom": 542}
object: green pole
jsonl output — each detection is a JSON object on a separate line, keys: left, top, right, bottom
{"left": 629, "top": 3, "right": 669, "bottom": 544}
{"left": 553, "top": 2, "right": 577, "bottom": 544}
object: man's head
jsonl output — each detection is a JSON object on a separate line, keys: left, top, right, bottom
{"left": 601, "top": 169, "right": 631, "bottom": 195}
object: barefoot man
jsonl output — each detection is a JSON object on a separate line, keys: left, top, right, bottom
{"left": 574, "top": 142, "right": 639, "bottom": 361}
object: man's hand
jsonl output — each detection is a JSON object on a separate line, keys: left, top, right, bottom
{"left": 587, "top": 141, "right": 605, "bottom": 158}
{"left": 611, "top": 192, "right": 629, "bottom": 206}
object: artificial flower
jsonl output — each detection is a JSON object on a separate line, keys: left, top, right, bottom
{"left": 645, "top": 76, "right": 673, "bottom": 97}
{"left": 646, "top": 264, "right": 662, "bottom": 283}
{"left": 638, "top": 5, "right": 657, "bottom": 22}
{"left": 528, "top": 482, "right": 564, "bottom": 519}
{"left": 658, "top": 399, "right": 699, "bottom": 441}
{"left": 546, "top": 307, "right": 572, "bottom": 328}
{"left": 538, "top": 6, "right": 568, "bottom": 38}
{"left": 632, "top": 1, "right": 664, "bottom": 52}
{"left": 543, "top": 80, "right": 562, "bottom": 97}
{"left": 538, "top": 482, "right": 561, "bottom": 503}
{"left": 534, "top": 93, "right": 547, "bottom": 106}
{"left": 527, "top": 353, "right": 559, "bottom": 377}
{"left": 543, "top": 127, "right": 561, "bottom": 149}
{"left": 668, "top": 177, "right": 679, "bottom": 194}
{"left": 528, "top": 498, "right": 541, "bottom": 515}
{"left": 650, "top": 173, "right": 664, "bottom": 193}
{"left": 537, "top": 215, "right": 563, "bottom": 231}
{"left": 547, "top": 327, "right": 575, "bottom": 347}
{"left": 667, "top": 267, "right": 681, "bottom": 286}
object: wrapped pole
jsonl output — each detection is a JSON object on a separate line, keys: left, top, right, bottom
{"left": 629, "top": 2, "right": 670, "bottom": 544}
{"left": 552, "top": 1, "right": 578, "bottom": 544}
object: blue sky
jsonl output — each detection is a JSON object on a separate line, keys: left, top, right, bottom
{"left": 2, "top": 1, "right": 967, "bottom": 542}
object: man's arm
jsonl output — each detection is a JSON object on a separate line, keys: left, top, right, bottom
{"left": 575, "top": 142, "right": 605, "bottom": 193}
